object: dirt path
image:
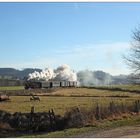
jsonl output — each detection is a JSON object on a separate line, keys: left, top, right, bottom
{"left": 70, "top": 124, "right": 140, "bottom": 138}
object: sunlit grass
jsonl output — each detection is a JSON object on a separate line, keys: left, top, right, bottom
{"left": 0, "top": 86, "right": 140, "bottom": 115}
{"left": 0, "top": 86, "right": 24, "bottom": 90}
{"left": 0, "top": 96, "right": 139, "bottom": 115}
{"left": 96, "top": 84, "right": 140, "bottom": 91}
{"left": 48, "top": 87, "right": 140, "bottom": 97}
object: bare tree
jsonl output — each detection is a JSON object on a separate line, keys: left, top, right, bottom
{"left": 124, "top": 26, "right": 140, "bottom": 74}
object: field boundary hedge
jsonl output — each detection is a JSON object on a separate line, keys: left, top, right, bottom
{"left": 79, "top": 86, "right": 140, "bottom": 94}
{"left": 1, "top": 100, "right": 140, "bottom": 134}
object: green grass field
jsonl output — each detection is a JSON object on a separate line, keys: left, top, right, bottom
{"left": 0, "top": 86, "right": 24, "bottom": 90}
{"left": 1, "top": 85, "right": 140, "bottom": 137}
{"left": 47, "top": 87, "right": 140, "bottom": 97}
{"left": 0, "top": 86, "right": 140, "bottom": 115}
{"left": 0, "top": 89, "right": 140, "bottom": 115}
{"left": 95, "top": 84, "right": 140, "bottom": 91}
{"left": 0, "top": 96, "right": 136, "bottom": 115}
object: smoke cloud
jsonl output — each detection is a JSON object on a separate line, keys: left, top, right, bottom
{"left": 77, "top": 70, "right": 113, "bottom": 86}
{"left": 28, "top": 65, "right": 128, "bottom": 86}
{"left": 28, "top": 64, "right": 77, "bottom": 81}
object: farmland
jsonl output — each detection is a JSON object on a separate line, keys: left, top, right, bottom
{"left": 0, "top": 86, "right": 24, "bottom": 90}
{"left": 91, "top": 84, "right": 140, "bottom": 92}
{"left": 1, "top": 85, "right": 140, "bottom": 138}
{"left": 0, "top": 96, "right": 137, "bottom": 115}
{"left": 0, "top": 86, "right": 140, "bottom": 115}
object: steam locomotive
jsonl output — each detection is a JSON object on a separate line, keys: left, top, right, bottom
{"left": 24, "top": 80, "right": 77, "bottom": 89}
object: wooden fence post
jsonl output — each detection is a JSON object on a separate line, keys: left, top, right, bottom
{"left": 51, "top": 109, "right": 56, "bottom": 122}
{"left": 49, "top": 110, "right": 53, "bottom": 130}
{"left": 95, "top": 104, "right": 101, "bottom": 120}
{"left": 31, "top": 106, "right": 34, "bottom": 114}
{"left": 109, "top": 101, "right": 115, "bottom": 113}
{"left": 28, "top": 106, "right": 35, "bottom": 132}
{"left": 134, "top": 100, "right": 140, "bottom": 113}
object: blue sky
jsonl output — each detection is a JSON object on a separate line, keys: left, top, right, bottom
{"left": 0, "top": 2, "right": 140, "bottom": 75}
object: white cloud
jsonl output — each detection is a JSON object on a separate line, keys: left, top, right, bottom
{"left": 54, "top": 42, "right": 130, "bottom": 56}
{"left": 1, "top": 41, "right": 131, "bottom": 75}
{"left": 52, "top": 41, "right": 131, "bottom": 75}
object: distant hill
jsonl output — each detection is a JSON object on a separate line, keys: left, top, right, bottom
{"left": 0, "top": 68, "right": 130, "bottom": 86}
{"left": 0, "top": 68, "right": 42, "bottom": 79}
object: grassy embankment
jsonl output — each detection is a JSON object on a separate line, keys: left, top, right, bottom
{"left": 104, "top": 84, "right": 140, "bottom": 91}
{"left": 9, "top": 115, "right": 140, "bottom": 138}
{"left": 89, "top": 84, "right": 140, "bottom": 92}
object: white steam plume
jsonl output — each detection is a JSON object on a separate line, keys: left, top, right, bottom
{"left": 28, "top": 64, "right": 77, "bottom": 81}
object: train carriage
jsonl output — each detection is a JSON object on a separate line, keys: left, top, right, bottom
{"left": 24, "top": 80, "right": 77, "bottom": 89}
